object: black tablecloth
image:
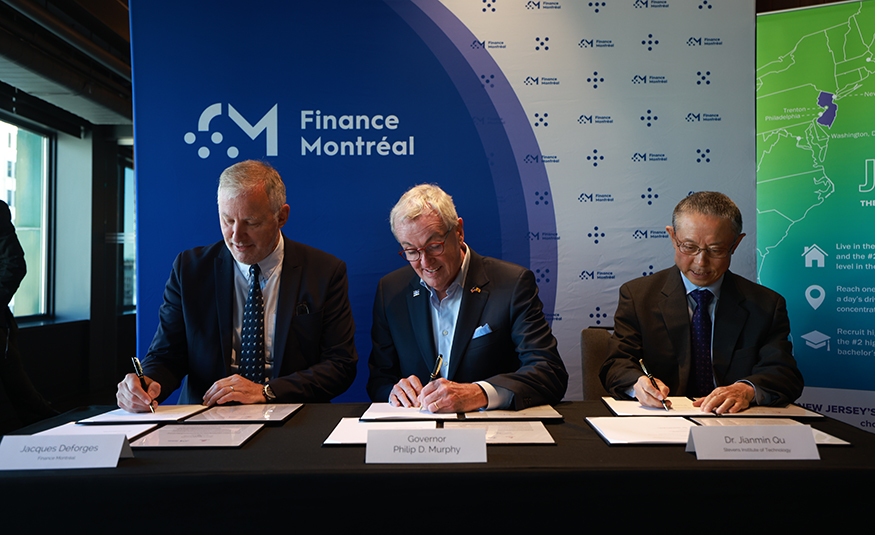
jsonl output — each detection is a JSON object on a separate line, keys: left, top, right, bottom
{"left": 1, "top": 401, "right": 870, "bottom": 533}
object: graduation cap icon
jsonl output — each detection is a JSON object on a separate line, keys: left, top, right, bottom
{"left": 801, "top": 330, "right": 830, "bottom": 350}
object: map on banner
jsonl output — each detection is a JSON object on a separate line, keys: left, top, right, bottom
{"left": 756, "top": 1, "right": 875, "bottom": 398}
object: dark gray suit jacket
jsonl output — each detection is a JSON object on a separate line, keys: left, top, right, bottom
{"left": 367, "top": 250, "right": 567, "bottom": 409}
{"left": 142, "top": 235, "right": 357, "bottom": 404}
{"left": 600, "top": 267, "right": 803, "bottom": 406}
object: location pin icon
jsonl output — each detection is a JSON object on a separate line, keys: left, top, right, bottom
{"left": 806, "top": 285, "right": 825, "bottom": 310}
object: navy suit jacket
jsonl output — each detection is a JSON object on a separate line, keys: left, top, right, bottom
{"left": 367, "top": 250, "right": 568, "bottom": 409}
{"left": 600, "top": 267, "right": 803, "bottom": 406}
{"left": 142, "top": 235, "right": 357, "bottom": 404}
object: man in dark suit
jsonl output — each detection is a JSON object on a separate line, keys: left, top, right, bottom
{"left": 116, "top": 161, "right": 357, "bottom": 411}
{"left": 600, "top": 191, "right": 803, "bottom": 414}
{"left": 367, "top": 184, "right": 567, "bottom": 412}
{"left": 0, "top": 200, "right": 56, "bottom": 430}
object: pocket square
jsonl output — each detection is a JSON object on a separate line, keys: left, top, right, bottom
{"left": 473, "top": 323, "right": 492, "bottom": 339}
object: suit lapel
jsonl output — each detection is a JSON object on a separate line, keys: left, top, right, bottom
{"left": 448, "top": 251, "right": 489, "bottom": 381}
{"left": 274, "top": 236, "right": 299, "bottom": 377}
{"left": 658, "top": 269, "right": 693, "bottom": 392}
{"left": 407, "top": 275, "right": 436, "bottom": 372}
{"left": 712, "top": 271, "right": 747, "bottom": 384}
{"left": 215, "top": 249, "right": 235, "bottom": 375}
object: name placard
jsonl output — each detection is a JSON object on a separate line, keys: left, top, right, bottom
{"left": 0, "top": 434, "right": 133, "bottom": 470}
{"left": 365, "top": 428, "right": 486, "bottom": 464}
{"left": 686, "top": 425, "right": 820, "bottom": 460}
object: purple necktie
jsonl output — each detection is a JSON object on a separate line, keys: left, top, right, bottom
{"left": 690, "top": 289, "right": 713, "bottom": 396}
{"left": 239, "top": 264, "right": 265, "bottom": 383}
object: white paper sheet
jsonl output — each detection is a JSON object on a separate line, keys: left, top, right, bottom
{"left": 443, "top": 420, "right": 555, "bottom": 444}
{"left": 359, "top": 403, "right": 461, "bottom": 420}
{"left": 78, "top": 405, "right": 208, "bottom": 424}
{"left": 323, "top": 418, "right": 437, "bottom": 445}
{"left": 586, "top": 416, "right": 697, "bottom": 444}
{"left": 602, "top": 397, "right": 822, "bottom": 418}
{"left": 185, "top": 403, "right": 302, "bottom": 423}
{"left": 462, "top": 405, "right": 563, "bottom": 420}
{"left": 35, "top": 421, "right": 157, "bottom": 441}
{"left": 130, "top": 424, "right": 263, "bottom": 447}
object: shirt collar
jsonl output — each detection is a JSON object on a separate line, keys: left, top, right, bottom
{"left": 234, "top": 234, "right": 284, "bottom": 282}
{"left": 680, "top": 269, "right": 724, "bottom": 300}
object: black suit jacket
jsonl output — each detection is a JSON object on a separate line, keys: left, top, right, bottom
{"left": 0, "top": 200, "right": 26, "bottom": 333}
{"left": 142, "top": 235, "right": 357, "bottom": 404}
{"left": 367, "top": 250, "right": 568, "bottom": 409}
{"left": 600, "top": 267, "right": 803, "bottom": 406}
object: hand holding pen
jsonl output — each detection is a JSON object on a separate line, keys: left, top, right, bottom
{"left": 639, "top": 359, "right": 670, "bottom": 411}
{"left": 419, "top": 354, "right": 443, "bottom": 412}
{"left": 131, "top": 356, "right": 155, "bottom": 413}
{"left": 389, "top": 355, "right": 441, "bottom": 408}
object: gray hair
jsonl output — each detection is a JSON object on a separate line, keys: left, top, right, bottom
{"left": 672, "top": 191, "right": 743, "bottom": 237}
{"left": 390, "top": 184, "right": 459, "bottom": 238}
{"left": 217, "top": 160, "right": 286, "bottom": 215}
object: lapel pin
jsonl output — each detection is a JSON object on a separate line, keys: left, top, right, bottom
{"left": 413, "top": 289, "right": 420, "bottom": 297}
{"left": 470, "top": 287, "right": 481, "bottom": 293}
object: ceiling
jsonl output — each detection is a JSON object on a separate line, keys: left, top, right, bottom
{"left": 0, "top": 0, "right": 853, "bottom": 129}
{"left": 0, "top": 0, "right": 131, "bottom": 126}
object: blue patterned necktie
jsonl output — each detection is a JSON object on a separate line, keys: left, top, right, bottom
{"left": 690, "top": 289, "right": 713, "bottom": 396}
{"left": 239, "top": 264, "right": 265, "bottom": 383}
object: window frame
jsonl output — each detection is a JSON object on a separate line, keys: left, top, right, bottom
{"left": 0, "top": 110, "right": 56, "bottom": 322}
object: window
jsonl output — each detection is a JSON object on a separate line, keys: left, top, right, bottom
{"left": 119, "top": 161, "right": 136, "bottom": 311}
{"left": 0, "top": 118, "right": 49, "bottom": 317}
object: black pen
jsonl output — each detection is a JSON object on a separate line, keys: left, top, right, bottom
{"left": 429, "top": 354, "right": 443, "bottom": 382}
{"left": 132, "top": 356, "right": 155, "bottom": 413}
{"left": 639, "top": 359, "right": 669, "bottom": 411}
{"left": 420, "top": 354, "right": 443, "bottom": 413}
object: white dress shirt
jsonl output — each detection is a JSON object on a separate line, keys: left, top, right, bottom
{"left": 230, "top": 236, "right": 283, "bottom": 382}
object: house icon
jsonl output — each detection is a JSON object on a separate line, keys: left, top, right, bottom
{"left": 802, "top": 244, "right": 828, "bottom": 267}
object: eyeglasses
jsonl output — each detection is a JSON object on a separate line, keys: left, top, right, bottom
{"left": 398, "top": 231, "right": 451, "bottom": 262}
{"left": 674, "top": 237, "right": 738, "bottom": 259}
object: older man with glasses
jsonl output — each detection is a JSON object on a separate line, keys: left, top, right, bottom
{"left": 600, "top": 191, "right": 803, "bottom": 414}
{"left": 367, "top": 184, "right": 568, "bottom": 413}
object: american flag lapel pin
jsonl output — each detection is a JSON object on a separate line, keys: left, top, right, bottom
{"left": 413, "top": 289, "right": 420, "bottom": 297}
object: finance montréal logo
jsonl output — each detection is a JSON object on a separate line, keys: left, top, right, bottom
{"left": 184, "top": 103, "right": 278, "bottom": 159}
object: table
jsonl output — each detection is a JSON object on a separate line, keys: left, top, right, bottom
{"left": 1, "top": 402, "right": 870, "bottom": 533}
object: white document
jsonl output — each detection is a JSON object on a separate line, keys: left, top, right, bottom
{"left": 35, "top": 421, "right": 157, "bottom": 441}
{"left": 130, "top": 424, "right": 262, "bottom": 448}
{"left": 602, "top": 396, "right": 822, "bottom": 418}
{"left": 78, "top": 405, "right": 208, "bottom": 424}
{"left": 443, "top": 420, "right": 555, "bottom": 444}
{"left": 323, "top": 418, "right": 436, "bottom": 445}
{"left": 586, "top": 416, "right": 697, "bottom": 444}
{"left": 691, "top": 417, "right": 849, "bottom": 446}
{"left": 359, "top": 403, "right": 461, "bottom": 421}
{"left": 462, "top": 405, "right": 563, "bottom": 420}
{"left": 185, "top": 403, "right": 302, "bottom": 423}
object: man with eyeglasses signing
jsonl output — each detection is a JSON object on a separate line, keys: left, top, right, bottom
{"left": 367, "top": 184, "right": 568, "bottom": 413}
{"left": 600, "top": 192, "right": 803, "bottom": 414}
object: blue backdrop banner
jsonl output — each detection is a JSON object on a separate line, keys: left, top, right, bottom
{"left": 131, "top": 0, "right": 755, "bottom": 403}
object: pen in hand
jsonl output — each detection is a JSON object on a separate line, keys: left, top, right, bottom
{"left": 639, "top": 359, "right": 669, "bottom": 411}
{"left": 420, "top": 354, "right": 443, "bottom": 412}
{"left": 132, "top": 356, "right": 155, "bottom": 414}
{"left": 429, "top": 354, "right": 443, "bottom": 383}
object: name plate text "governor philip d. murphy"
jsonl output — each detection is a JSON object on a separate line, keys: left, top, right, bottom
{"left": 365, "top": 428, "right": 486, "bottom": 464}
